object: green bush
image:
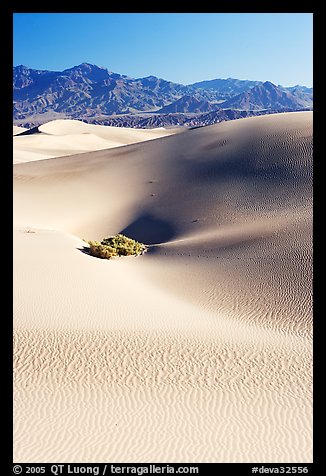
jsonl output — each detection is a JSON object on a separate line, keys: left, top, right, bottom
{"left": 88, "top": 234, "right": 147, "bottom": 260}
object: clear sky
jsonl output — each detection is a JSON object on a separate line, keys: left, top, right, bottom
{"left": 13, "top": 13, "right": 313, "bottom": 87}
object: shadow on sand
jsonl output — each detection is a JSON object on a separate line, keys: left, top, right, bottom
{"left": 119, "top": 212, "right": 176, "bottom": 246}
{"left": 77, "top": 213, "right": 176, "bottom": 258}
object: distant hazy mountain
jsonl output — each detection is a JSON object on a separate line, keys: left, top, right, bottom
{"left": 13, "top": 64, "right": 312, "bottom": 126}
{"left": 13, "top": 63, "right": 212, "bottom": 120}
{"left": 220, "top": 81, "right": 313, "bottom": 111}
{"left": 191, "top": 77, "right": 263, "bottom": 97}
{"left": 285, "top": 85, "right": 313, "bottom": 97}
{"left": 157, "top": 95, "right": 217, "bottom": 113}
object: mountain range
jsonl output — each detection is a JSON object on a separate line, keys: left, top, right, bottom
{"left": 13, "top": 63, "right": 313, "bottom": 128}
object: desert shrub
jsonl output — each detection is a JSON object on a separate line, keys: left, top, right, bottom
{"left": 88, "top": 234, "right": 146, "bottom": 260}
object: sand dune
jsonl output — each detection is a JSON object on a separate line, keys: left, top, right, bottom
{"left": 13, "top": 111, "right": 313, "bottom": 462}
{"left": 13, "top": 125, "right": 28, "bottom": 136}
{"left": 13, "top": 119, "right": 182, "bottom": 163}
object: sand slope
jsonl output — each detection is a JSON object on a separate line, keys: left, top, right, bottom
{"left": 13, "top": 125, "right": 28, "bottom": 136}
{"left": 13, "top": 119, "right": 182, "bottom": 164}
{"left": 13, "top": 112, "right": 313, "bottom": 462}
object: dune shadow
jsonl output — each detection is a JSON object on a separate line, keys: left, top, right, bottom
{"left": 16, "top": 126, "right": 41, "bottom": 136}
{"left": 119, "top": 213, "right": 176, "bottom": 245}
{"left": 182, "top": 150, "right": 311, "bottom": 187}
{"left": 77, "top": 245, "right": 111, "bottom": 260}
{"left": 78, "top": 246, "right": 92, "bottom": 256}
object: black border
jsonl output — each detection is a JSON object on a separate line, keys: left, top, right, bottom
{"left": 2, "top": 3, "right": 14, "bottom": 474}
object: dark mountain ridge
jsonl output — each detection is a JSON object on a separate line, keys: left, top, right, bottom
{"left": 13, "top": 64, "right": 313, "bottom": 127}
{"left": 157, "top": 95, "right": 218, "bottom": 114}
{"left": 220, "top": 81, "right": 313, "bottom": 110}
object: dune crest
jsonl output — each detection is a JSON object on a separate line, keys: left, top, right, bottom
{"left": 13, "top": 125, "right": 28, "bottom": 135}
{"left": 13, "top": 119, "right": 183, "bottom": 164}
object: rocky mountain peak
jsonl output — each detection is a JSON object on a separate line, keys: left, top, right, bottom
{"left": 262, "top": 81, "right": 277, "bottom": 89}
{"left": 13, "top": 64, "right": 313, "bottom": 124}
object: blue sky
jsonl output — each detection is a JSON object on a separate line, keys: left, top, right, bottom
{"left": 13, "top": 13, "right": 313, "bottom": 87}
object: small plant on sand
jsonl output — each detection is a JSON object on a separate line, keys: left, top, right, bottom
{"left": 88, "top": 234, "right": 147, "bottom": 260}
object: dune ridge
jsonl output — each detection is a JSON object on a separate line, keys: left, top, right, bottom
{"left": 13, "top": 112, "right": 313, "bottom": 462}
{"left": 13, "top": 125, "right": 28, "bottom": 136}
{"left": 13, "top": 119, "right": 182, "bottom": 164}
